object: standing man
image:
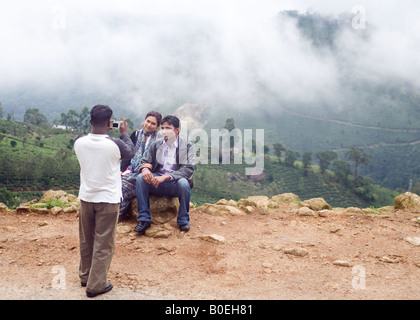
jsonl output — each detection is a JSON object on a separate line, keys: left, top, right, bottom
{"left": 74, "top": 105, "right": 134, "bottom": 298}
{"left": 134, "top": 115, "right": 195, "bottom": 234}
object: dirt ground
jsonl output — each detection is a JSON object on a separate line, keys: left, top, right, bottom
{"left": 0, "top": 202, "right": 419, "bottom": 301}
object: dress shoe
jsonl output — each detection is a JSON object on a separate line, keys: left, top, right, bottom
{"left": 134, "top": 221, "right": 151, "bottom": 234}
{"left": 118, "top": 212, "right": 131, "bottom": 223}
{"left": 86, "top": 282, "right": 113, "bottom": 298}
{"left": 179, "top": 223, "right": 190, "bottom": 232}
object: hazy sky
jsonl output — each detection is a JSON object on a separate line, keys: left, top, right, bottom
{"left": 0, "top": 0, "right": 419, "bottom": 114}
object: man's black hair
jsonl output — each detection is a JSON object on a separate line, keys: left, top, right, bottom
{"left": 161, "top": 115, "right": 180, "bottom": 129}
{"left": 90, "top": 105, "right": 113, "bottom": 125}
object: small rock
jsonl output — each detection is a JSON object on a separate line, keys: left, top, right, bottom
{"left": 244, "top": 206, "right": 254, "bottom": 214}
{"left": 329, "top": 227, "right": 341, "bottom": 233}
{"left": 158, "top": 244, "right": 175, "bottom": 252}
{"left": 3, "top": 226, "right": 17, "bottom": 232}
{"left": 32, "top": 207, "right": 49, "bottom": 215}
{"left": 344, "top": 207, "right": 363, "bottom": 215}
{"left": 228, "top": 200, "right": 238, "bottom": 206}
{"left": 117, "top": 225, "right": 132, "bottom": 234}
{"left": 332, "top": 260, "right": 352, "bottom": 267}
{"left": 405, "top": 237, "right": 420, "bottom": 246}
{"left": 262, "top": 262, "right": 273, "bottom": 268}
{"left": 302, "top": 198, "right": 331, "bottom": 211}
{"left": 62, "top": 205, "right": 78, "bottom": 214}
{"left": 284, "top": 247, "right": 308, "bottom": 257}
{"left": 145, "top": 228, "right": 172, "bottom": 239}
{"left": 49, "top": 207, "right": 63, "bottom": 215}
{"left": 199, "top": 234, "right": 225, "bottom": 244}
{"left": 318, "top": 210, "right": 330, "bottom": 217}
{"left": 298, "top": 207, "right": 315, "bottom": 216}
{"left": 379, "top": 256, "right": 402, "bottom": 263}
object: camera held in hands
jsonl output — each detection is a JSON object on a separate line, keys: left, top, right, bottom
{"left": 110, "top": 121, "right": 121, "bottom": 129}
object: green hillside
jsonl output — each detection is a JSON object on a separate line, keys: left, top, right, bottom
{"left": 191, "top": 158, "right": 397, "bottom": 209}
{"left": 0, "top": 118, "right": 398, "bottom": 209}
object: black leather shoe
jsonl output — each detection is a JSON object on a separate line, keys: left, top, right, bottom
{"left": 118, "top": 212, "right": 131, "bottom": 223}
{"left": 134, "top": 221, "right": 151, "bottom": 234}
{"left": 86, "top": 282, "right": 113, "bottom": 298}
{"left": 179, "top": 223, "right": 190, "bottom": 232}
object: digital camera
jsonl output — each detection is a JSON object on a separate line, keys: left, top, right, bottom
{"left": 110, "top": 121, "right": 120, "bottom": 129}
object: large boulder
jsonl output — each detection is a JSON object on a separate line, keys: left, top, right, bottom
{"left": 238, "top": 196, "right": 278, "bottom": 210}
{"left": 40, "top": 190, "right": 78, "bottom": 204}
{"left": 272, "top": 193, "right": 301, "bottom": 204}
{"left": 394, "top": 192, "right": 420, "bottom": 212}
{"left": 16, "top": 190, "right": 79, "bottom": 215}
{"left": 302, "top": 198, "right": 331, "bottom": 211}
{"left": 130, "top": 195, "right": 179, "bottom": 224}
{"left": 0, "top": 202, "right": 8, "bottom": 213}
{"left": 198, "top": 203, "right": 245, "bottom": 216}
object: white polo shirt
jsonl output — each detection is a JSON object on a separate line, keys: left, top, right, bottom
{"left": 74, "top": 133, "right": 129, "bottom": 203}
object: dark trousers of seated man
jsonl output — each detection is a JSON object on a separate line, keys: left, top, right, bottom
{"left": 135, "top": 173, "right": 191, "bottom": 226}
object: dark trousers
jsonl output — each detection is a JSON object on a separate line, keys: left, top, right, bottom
{"left": 135, "top": 173, "right": 191, "bottom": 226}
{"left": 78, "top": 200, "right": 119, "bottom": 294}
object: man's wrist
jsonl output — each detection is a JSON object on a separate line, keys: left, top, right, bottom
{"left": 140, "top": 167, "right": 151, "bottom": 173}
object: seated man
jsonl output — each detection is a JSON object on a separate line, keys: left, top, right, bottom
{"left": 134, "top": 115, "right": 195, "bottom": 234}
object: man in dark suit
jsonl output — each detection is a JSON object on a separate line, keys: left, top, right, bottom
{"left": 134, "top": 115, "right": 195, "bottom": 234}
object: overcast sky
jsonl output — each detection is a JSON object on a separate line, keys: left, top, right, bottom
{"left": 0, "top": 0, "right": 419, "bottom": 114}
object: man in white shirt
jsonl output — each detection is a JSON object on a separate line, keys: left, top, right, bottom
{"left": 135, "top": 115, "right": 195, "bottom": 234}
{"left": 74, "top": 105, "right": 134, "bottom": 298}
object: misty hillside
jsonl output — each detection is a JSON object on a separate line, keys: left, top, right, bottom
{"left": 0, "top": 8, "right": 419, "bottom": 191}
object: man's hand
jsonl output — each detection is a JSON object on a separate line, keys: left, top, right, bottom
{"left": 150, "top": 175, "right": 170, "bottom": 188}
{"left": 142, "top": 167, "right": 154, "bottom": 184}
{"left": 119, "top": 118, "right": 128, "bottom": 135}
{"left": 142, "top": 168, "right": 170, "bottom": 188}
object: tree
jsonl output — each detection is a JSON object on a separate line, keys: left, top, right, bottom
{"left": 60, "top": 109, "right": 79, "bottom": 129}
{"left": 284, "top": 150, "right": 300, "bottom": 167}
{"left": 411, "top": 182, "right": 420, "bottom": 195}
{"left": 302, "top": 152, "right": 313, "bottom": 176}
{"left": 0, "top": 103, "right": 4, "bottom": 119}
{"left": 346, "top": 146, "right": 371, "bottom": 189}
{"left": 224, "top": 118, "right": 235, "bottom": 131}
{"left": 7, "top": 110, "right": 14, "bottom": 121}
{"left": 78, "top": 107, "right": 90, "bottom": 132}
{"left": 0, "top": 187, "right": 13, "bottom": 207}
{"left": 273, "top": 142, "right": 286, "bottom": 162}
{"left": 316, "top": 150, "right": 337, "bottom": 173}
{"left": 302, "top": 152, "right": 312, "bottom": 168}
{"left": 333, "top": 160, "right": 351, "bottom": 184}
{"left": 23, "top": 108, "right": 49, "bottom": 128}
